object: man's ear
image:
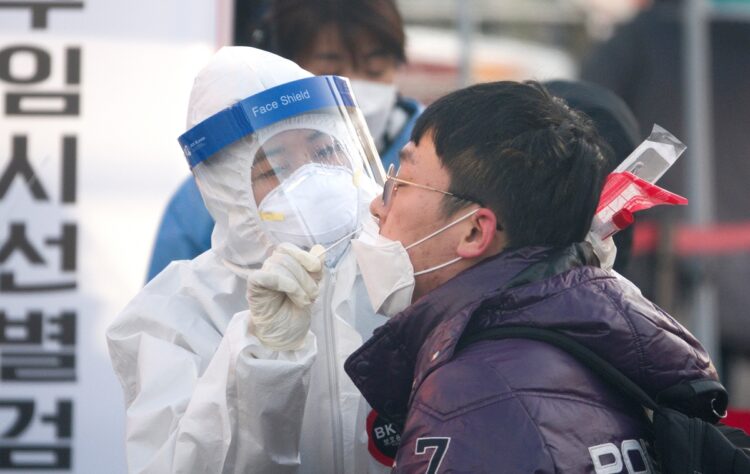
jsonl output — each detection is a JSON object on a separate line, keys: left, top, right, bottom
{"left": 456, "top": 208, "right": 505, "bottom": 259}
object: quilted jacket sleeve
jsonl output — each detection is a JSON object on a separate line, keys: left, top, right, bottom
{"left": 392, "top": 387, "right": 555, "bottom": 474}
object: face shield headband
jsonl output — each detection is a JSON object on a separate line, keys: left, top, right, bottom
{"left": 177, "top": 75, "right": 384, "bottom": 185}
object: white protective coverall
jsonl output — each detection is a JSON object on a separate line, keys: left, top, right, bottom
{"left": 107, "top": 47, "right": 393, "bottom": 473}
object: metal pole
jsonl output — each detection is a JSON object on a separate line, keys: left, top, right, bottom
{"left": 456, "top": 0, "right": 474, "bottom": 88}
{"left": 683, "top": 0, "right": 719, "bottom": 364}
{"left": 216, "top": 0, "right": 234, "bottom": 47}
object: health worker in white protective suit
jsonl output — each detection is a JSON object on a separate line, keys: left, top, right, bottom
{"left": 106, "top": 46, "right": 397, "bottom": 473}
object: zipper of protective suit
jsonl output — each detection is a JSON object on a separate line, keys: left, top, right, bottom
{"left": 322, "top": 265, "right": 345, "bottom": 473}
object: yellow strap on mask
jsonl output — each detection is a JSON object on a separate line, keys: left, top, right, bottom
{"left": 260, "top": 211, "right": 285, "bottom": 221}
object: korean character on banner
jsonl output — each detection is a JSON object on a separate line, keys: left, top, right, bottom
{"left": 1, "top": 350, "right": 75, "bottom": 382}
{"left": 0, "top": 222, "right": 77, "bottom": 293}
{"left": 0, "top": 134, "right": 78, "bottom": 204}
{"left": 0, "top": 222, "right": 78, "bottom": 271}
{"left": 0, "top": 1, "right": 84, "bottom": 30}
{"left": 0, "top": 399, "right": 72, "bottom": 438}
{"left": 0, "top": 45, "right": 81, "bottom": 116}
{"left": 0, "top": 399, "right": 72, "bottom": 470}
{"left": 0, "top": 310, "right": 41, "bottom": 345}
{"left": 0, "top": 310, "right": 76, "bottom": 346}
{"left": 0, "top": 446, "right": 71, "bottom": 470}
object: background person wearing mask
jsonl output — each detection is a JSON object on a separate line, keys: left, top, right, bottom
{"left": 146, "top": 0, "right": 421, "bottom": 281}
{"left": 107, "top": 47, "right": 395, "bottom": 473}
{"left": 342, "top": 81, "right": 718, "bottom": 472}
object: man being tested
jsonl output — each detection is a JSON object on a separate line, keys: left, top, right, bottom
{"left": 343, "top": 81, "right": 718, "bottom": 472}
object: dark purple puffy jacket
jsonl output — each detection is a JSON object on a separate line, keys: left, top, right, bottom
{"left": 345, "top": 244, "right": 717, "bottom": 473}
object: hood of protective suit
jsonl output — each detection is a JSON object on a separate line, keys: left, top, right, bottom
{"left": 186, "top": 47, "right": 311, "bottom": 269}
{"left": 184, "top": 47, "right": 377, "bottom": 270}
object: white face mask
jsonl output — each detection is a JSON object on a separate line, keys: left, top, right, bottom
{"left": 352, "top": 209, "right": 479, "bottom": 317}
{"left": 350, "top": 79, "right": 397, "bottom": 144}
{"left": 258, "top": 163, "right": 359, "bottom": 259}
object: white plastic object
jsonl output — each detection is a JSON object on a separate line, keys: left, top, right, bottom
{"left": 588, "top": 125, "right": 687, "bottom": 269}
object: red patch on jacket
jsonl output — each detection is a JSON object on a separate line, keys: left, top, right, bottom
{"left": 367, "top": 409, "right": 401, "bottom": 466}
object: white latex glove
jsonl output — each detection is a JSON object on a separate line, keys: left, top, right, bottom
{"left": 246, "top": 243, "right": 323, "bottom": 351}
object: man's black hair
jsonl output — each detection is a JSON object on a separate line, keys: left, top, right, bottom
{"left": 544, "top": 79, "right": 641, "bottom": 272}
{"left": 411, "top": 80, "right": 610, "bottom": 248}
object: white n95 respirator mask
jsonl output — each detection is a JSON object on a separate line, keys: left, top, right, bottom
{"left": 258, "top": 163, "right": 359, "bottom": 254}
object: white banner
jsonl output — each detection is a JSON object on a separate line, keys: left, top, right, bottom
{"left": 0, "top": 2, "right": 227, "bottom": 471}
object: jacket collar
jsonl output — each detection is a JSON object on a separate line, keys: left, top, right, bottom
{"left": 344, "top": 245, "right": 589, "bottom": 424}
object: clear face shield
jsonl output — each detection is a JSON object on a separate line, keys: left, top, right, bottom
{"left": 179, "top": 76, "right": 385, "bottom": 265}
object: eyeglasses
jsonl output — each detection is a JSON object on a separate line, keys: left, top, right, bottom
{"left": 382, "top": 163, "right": 481, "bottom": 208}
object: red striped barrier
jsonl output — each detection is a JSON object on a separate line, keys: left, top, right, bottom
{"left": 724, "top": 409, "right": 750, "bottom": 434}
{"left": 632, "top": 221, "right": 750, "bottom": 256}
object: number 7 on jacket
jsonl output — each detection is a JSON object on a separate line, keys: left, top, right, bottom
{"left": 415, "top": 437, "right": 451, "bottom": 474}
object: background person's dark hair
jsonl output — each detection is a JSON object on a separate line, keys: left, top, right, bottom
{"left": 411, "top": 81, "right": 610, "bottom": 248}
{"left": 239, "top": 0, "right": 406, "bottom": 66}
